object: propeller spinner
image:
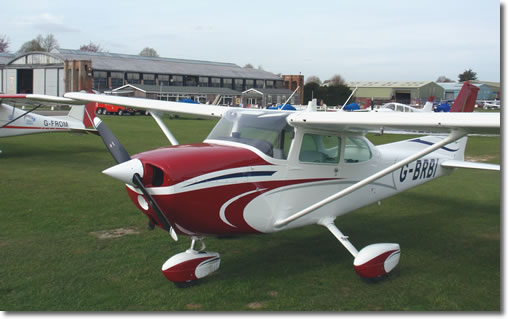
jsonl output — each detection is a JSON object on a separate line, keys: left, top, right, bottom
{"left": 93, "top": 117, "right": 178, "bottom": 241}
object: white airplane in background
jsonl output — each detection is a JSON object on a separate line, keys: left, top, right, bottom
{"left": 10, "top": 80, "right": 499, "bottom": 287}
{"left": 0, "top": 94, "right": 97, "bottom": 153}
{"left": 374, "top": 96, "right": 435, "bottom": 113}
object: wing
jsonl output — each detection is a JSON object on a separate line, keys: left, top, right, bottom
{"left": 0, "top": 94, "right": 84, "bottom": 106}
{"left": 286, "top": 111, "right": 500, "bottom": 135}
{"left": 65, "top": 92, "right": 227, "bottom": 119}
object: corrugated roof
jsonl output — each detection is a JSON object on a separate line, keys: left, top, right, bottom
{"left": 0, "top": 53, "right": 14, "bottom": 65}
{"left": 113, "top": 84, "right": 242, "bottom": 95}
{"left": 51, "top": 49, "right": 281, "bottom": 80}
{"left": 347, "top": 81, "right": 434, "bottom": 88}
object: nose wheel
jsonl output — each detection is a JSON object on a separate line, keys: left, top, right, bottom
{"left": 161, "top": 237, "right": 221, "bottom": 287}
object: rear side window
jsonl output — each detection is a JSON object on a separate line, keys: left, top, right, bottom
{"left": 344, "top": 137, "right": 371, "bottom": 163}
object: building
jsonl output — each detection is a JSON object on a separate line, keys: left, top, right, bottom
{"left": 347, "top": 81, "right": 444, "bottom": 105}
{"left": 0, "top": 49, "right": 298, "bottom": 107}
{"left": 437, "top": 82, "right": 495, "bottom": 101}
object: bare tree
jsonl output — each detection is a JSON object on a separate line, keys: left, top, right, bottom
{"left": 0, "top": 34, "right": 9, "bottom": 53}
{"left": 139, "top": 47, "right": 159, "bottom": 57}
{"left": 436, "top": 75, "right": 453, "bottom": 83}
{"left": 243, "top": 63, "right": 254, "bottom": 69}
{"left": 18, "top": 34, "right": 58, "bottom": 53}
{"left": 305, "top": 75, "right": 322, "bottom": 85}
{"left": 327, "top": 74, "right": 346, "bottom": 86}
{"left": 80, "top": 41, "right": 105, "bottom": 52}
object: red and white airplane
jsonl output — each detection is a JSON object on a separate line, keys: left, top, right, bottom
{"left": 56, "top": 81, "right": 498, "bottom": 287}
{"left": 0, "top": 94, "right": 97, "bottom": 153}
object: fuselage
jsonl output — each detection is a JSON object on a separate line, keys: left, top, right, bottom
{"left": 0, "top": 103, "right": 84, "bottom": 137}
{"left": 117, "top": 109, "right": 465, "bottom": 237}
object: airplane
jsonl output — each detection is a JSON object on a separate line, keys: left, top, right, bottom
{"left": 373, "top": 96, "right": 435, "bottom": 113}
{"left": 32, "top": 80, "right": 498, "bottom": 287}
{"left": 0, "top": 94, "right": 97, "bottom": 153}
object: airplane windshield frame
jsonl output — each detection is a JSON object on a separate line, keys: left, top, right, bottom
{"left": 206, "top": 109, "right": 293, "bottom": 158}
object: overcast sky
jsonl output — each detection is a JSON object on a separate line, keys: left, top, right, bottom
{"left": 0, "top": 0, "right": 501, "bottom": 82}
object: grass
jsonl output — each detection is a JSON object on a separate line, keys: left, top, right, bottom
{"left": 0, "top": 115, "right": 500, "bottom": 311}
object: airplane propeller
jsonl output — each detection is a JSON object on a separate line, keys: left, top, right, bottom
{"left": 93, "top": 117, "right": 178, "bottom": 241}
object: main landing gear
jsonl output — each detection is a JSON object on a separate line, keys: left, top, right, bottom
{"left": 319, "top": 218, "right": 400, "bottom": 279}
{"left": 161, "top": 237, "right": 220, "bottom": 288}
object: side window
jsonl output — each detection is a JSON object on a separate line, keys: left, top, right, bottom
{"left": 272, "top": 125, "right": 294, "bottom": 160}
{"left": 299, "top": 133, "right": 341, "bottom": 164}
{"left": 344, "top": 137, "right": 372, "bottom": 163}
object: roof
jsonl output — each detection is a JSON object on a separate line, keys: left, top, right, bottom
{"left": 242, "top": 88, "right": 294, "bottom": 95}
{"left": 347, "top": 81, "right": 435, "bottom": 88}
{"left": 0, "top": 53, "right": 14, "bottom": 65}
{"left": 112, "top": 84, "right": 241, "bottom": 95}
{"left": 438, "top": 82, "right": 487, "bottom": 91}
{"left": 50, "top": 49, "right": 281, "bottom": 80}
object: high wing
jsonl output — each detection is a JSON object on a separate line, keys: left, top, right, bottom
{"left": 286, "top": 111, "right": 500, "bottom": 135}
{"left": 65, "top": 92, "right": 226, "bottom": 119}
{"left": 65, "top": 92, "right": 500, "bottom": 136}
{"left": 0, "top": 94, "right": 85, "bottom": 106}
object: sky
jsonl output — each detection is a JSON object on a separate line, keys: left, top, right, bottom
{"left": 0, "top": 0, "right": 501, "bottom": 82}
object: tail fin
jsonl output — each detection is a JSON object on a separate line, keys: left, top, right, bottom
{"left": 450, "top": 81, "right": 479, "bottom": 112}
{"left": 68, "top": 102, "right": 97, "bottom": 128}
{"left": 421, "top": 96, "right": 435, "bottom": 112}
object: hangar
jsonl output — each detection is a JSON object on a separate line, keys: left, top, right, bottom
{"left": 0, "top": 49, "right": 298, "bottom": 107}
{"left": 348, "top": 81, "right": 444, "bottom": 105}
{"left": 437, "top": 82, "right": 495, "bottom": 101}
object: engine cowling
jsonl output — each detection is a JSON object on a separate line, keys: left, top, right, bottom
{"left": 353, "top": 243, "right": 400, "bottom": 278}
{"left": 162, "top": 250, "right": 220, "bottom": 283}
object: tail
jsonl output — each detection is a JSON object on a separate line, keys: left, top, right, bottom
{"left": 450, "top": 81, "right": 479, "bottom": 112}
{"left": 421, "top": 96, "right": 435, "bottom": 112}
{"left": 67, "top": 102, "right": 97, "bottom": 129}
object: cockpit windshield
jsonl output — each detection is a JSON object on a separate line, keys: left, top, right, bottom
{"left": 206, "top": 109, "right": 294, "bottom": 159}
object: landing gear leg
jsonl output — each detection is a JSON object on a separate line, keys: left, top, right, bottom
{"left": 161, "top": 236, "right": 221, "bottom": 287}
{"left": 319, "top": 218, "right": 400, "bottom": 279}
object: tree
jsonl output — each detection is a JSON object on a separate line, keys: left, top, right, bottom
{"left": 327, "top": 74, "right": 346, "bottom": 86}
{"left": 243, "top": 63, "right": 254, "bottom": 69}
{"left": 436, "top": 75, "right": 453, "bottom": 83}
{"left": 303, "top": 82, "right": 352, "bottom": 106}
{"left": 80, "top": 41, "right": 104, "bottom": 52}
{"left": 139, "top": 47, "right": 159, "bottom": 57}
{"left": 0, "top": 34, "right": 9, "bottom": 53}
{"left": 305, "top": 75, "right": 322, "bottom": 85}
{"left": 18, "top": 34, "right": 58, "bottom": 53}
{"left": 458, "top": 69, "right": 478, "bottom": 82}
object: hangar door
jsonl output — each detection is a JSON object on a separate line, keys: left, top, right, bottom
{"left": 395, "top": 91, "right": 411, "bottom": 104}
{"left": 17, "top": 69, "right": 33, "bottom": 94}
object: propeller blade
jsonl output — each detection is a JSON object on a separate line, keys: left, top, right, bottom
{"left": 93, "top": 117, "right": 131, "bottom": 164}
{"left": 133, "top": 173, "right": 178, "bottom": 241}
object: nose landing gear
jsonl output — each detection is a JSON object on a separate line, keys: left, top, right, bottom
{"left": 161, "top": 237, "right": 220, "bottom": 288}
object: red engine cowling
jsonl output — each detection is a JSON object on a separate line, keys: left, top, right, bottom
{"left": 161, "top": 250, "right": 220, "bottom": 283}
{"left": 353, "top": 243, "right": 400, "bottom": 278}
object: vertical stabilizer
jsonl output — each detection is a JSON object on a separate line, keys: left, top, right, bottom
{"left": 450, "top": 81, "right": 479, "bottom": 112}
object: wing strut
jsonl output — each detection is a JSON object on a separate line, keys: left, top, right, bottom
{"left": 274, "top": 129, "right": 466, "bottom": 228}
{"left": 149, "top": 111, "right": 179, "bottom": 145}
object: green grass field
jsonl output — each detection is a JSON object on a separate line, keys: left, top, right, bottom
{"left": 0, "top": 115, "right": 500, "bottom": 311}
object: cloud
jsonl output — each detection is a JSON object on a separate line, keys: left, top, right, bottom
{"left": 17, "top": 13, "right": 80, "bottom": 33}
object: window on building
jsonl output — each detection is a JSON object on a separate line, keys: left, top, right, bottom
{"left": 158, "top": 74, "right": 170, "bottom": 86}
{"left": 265, "top": 80, "right": 274, "bottom": 88}
{"left": 110, "top": 72, "right": 124, "bottom": 88}
{"left": 234, "top": 79, "right": 244, "bottom": 91}
{"left": 223, "top": 78, "right": 233, "bottom": 89}
{"left": 199, "top": 77, "right": 209, "bottom": 87}
{"left": 344, "top": 137, "right": 372, "bottom": 163}
{"left": 93, "top": 71, "right": 107, "bottom": 90}
{"left": 255, "top": 80, "right": 265, "bottom": 88}
{"left": 143, "top": 74, "right": 155, "bottom": 85}
{"left": 171, "top": 75, "right": 183, "bottom": 86}
{"left": 245, "top": 79, "right": 254, "bottom": 89}
{"left": 211, "top": 77, "right": 221, "bottom": 88}
{"left": 299, "top": 133, "right": 341, "bottom": 164}
{"left": 184, "top": 76, "right": 197, "bottom": 86}
{"left": 127, "top": 73, "right": 140, "bottom": 84}
{"left": 275, "top": 80, "right": 284, "bottom": 89}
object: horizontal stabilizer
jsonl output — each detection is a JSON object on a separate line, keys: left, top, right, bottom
{"left": 441, "top": 160, "right": 499, "bottom": 171}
